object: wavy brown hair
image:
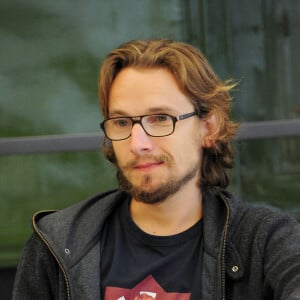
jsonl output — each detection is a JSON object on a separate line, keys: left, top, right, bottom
{"left": 98, "top": 39, "right": 238, "bottom": 191}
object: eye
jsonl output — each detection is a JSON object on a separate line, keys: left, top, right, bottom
{"left": 113, "top": 118, "right": 130, "bottom": 127}
{"left": 147, "top": 114, "right": 170, "bottom": 123}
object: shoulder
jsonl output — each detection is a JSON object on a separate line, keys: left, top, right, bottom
{"left": 216, "top": 190, "right": 300, "bottom": 240}
{"left": 232, "top": 203, "right": 299, "bottom": 242}
{"left": 34, "top": 189, "right": 125, "bottom": 230}
{"left": 226, "top": 198, "right": 300, "bottom": 297}
{"left": 209, "top": 190, "right": 300, "bottom": 259}
{"left": 227, "top": 196, "right": 300, "bottom": 270}
{"left": 31, "top": 189, "right": 129, "bottom": 263}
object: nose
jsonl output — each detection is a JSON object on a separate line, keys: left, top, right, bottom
{"left": 129, "top": 123, "right": 154, "bottom": 155}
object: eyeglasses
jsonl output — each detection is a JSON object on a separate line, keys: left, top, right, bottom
{"left": 100, "top": 111, "right": 197, "bottom": 141}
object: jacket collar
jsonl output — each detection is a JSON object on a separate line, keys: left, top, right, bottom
{"left": 33, "top": 189, "right": 126, "bottom": 267}
{"left": 203, "top": 189, "right": 246, "bottom": 279}
{"left": 202, "top": 189, "right": 244, "bottom": 257}
{"left": 34, "top": 189, "right": 245, "bottom": 267}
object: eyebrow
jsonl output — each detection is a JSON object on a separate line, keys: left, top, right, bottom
{"left": 109, "top": 106, "right": 179, "bottom": 117}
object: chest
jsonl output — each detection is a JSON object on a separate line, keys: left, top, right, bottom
{"left": 100, "top": 201, "right": 204, "bottom": 300}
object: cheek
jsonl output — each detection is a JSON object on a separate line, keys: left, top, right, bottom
{"left": 164, "top": 136, "right": 201, "bottom": 166}
{"left": 111, "top": 142, "right": 124, "bottom": 163}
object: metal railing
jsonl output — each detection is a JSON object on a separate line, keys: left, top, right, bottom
{"left": 0, "top": 119, "right": 299, "bottom": 156}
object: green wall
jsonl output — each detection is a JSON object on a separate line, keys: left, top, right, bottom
{"left": 0, "top": 0, "right": 299, "bottom": 267}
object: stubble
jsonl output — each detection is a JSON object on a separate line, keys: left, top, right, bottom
{"left": 116, "top": 154, "right": 200, "bottom": 204}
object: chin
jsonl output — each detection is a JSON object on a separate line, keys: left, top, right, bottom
{"left": 117, "top": 165, "right": 199, "bottom": 204}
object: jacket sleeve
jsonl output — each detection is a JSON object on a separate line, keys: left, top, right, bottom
{"left": 12, "top": 232, "right": 67, "bottom": 300}
{"left": 261, "top": 213, "right": 300, "bottom": 299}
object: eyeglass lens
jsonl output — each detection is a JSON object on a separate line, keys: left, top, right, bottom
{"left": 104, "top": 114, "right": 174, "bottom": 140}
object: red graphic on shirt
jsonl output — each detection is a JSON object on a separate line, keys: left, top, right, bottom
{"left": 105, "top": 275, "right": 190, "bottom": 300}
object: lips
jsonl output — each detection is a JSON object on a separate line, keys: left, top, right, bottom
{"left": 133, "top": 161, "right": 163, "bottom": 170}
{"left": 122, "top": 155, "right": 170, "bottom": 171}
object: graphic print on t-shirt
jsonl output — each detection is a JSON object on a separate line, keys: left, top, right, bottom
{"left": 105, "top": 275, "right": 191, "bottom": 300}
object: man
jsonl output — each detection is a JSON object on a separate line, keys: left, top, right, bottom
{"left": 13, "top": 39, "right": 300, "bottom": 299}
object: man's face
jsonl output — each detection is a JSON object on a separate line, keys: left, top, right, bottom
{"left": 108, "top": 67, "right": 205, "bottom": 203}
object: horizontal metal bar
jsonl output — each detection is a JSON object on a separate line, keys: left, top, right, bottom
{"left": 0, "top": 133, "right": 102, "bottom": 155}
{"left": 0, "top": 119, "right": 299, "bottom": 155}
{"left": 236, "top": 118, "right": 300, "bottom": 140}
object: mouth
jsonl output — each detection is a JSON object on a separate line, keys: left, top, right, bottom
{"left": 133, "top": 161, "right": 164, "bottom": 171}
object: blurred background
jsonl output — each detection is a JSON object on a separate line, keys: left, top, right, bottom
{"left": 0, "top": 0, "right": 299, "bottom": 298}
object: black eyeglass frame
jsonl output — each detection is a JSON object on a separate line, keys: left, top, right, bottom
{"left": 100, "top": 111, "right": 197, "bottom": 141}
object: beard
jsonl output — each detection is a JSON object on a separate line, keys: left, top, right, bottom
{"left": 116, "top": 154, "right": 200, "bottom": 204}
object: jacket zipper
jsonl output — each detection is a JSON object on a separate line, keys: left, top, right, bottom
{"left": 32, "top": 212, "right": 72, "bottom": 300}
{"left": 220, "top": 196, "right": 230, "bottom": 300}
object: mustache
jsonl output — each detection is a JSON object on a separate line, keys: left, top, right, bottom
{"left": 120, "top": 154, "right": 173, "bottom": 169}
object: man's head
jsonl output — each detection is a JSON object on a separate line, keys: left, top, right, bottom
{"left": 98, "top": 39, "right": 238, "bottom": 199}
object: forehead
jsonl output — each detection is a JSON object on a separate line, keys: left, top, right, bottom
{"left": 108, "top": 67, "right": 193, "bottom": 116}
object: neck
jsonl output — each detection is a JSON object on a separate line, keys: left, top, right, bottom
{"left": 130, "top": 180, "right": 203, "bottom": 236}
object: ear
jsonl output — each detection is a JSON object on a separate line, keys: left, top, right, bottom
{"left": 201, "top": 112, "right": 222, "bottom": 148}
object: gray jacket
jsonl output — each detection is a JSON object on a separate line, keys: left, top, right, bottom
{"left": 13, "top": 189, "right": 300, "bottom": 299}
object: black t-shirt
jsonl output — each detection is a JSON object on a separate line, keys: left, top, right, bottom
{"left": 100, "top": 196, "right": 203, "bottom": 300}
